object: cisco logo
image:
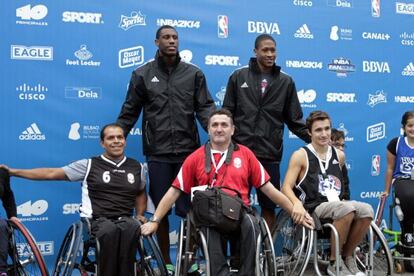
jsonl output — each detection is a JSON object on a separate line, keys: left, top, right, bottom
{"left": 16, "top": 83, "right": 47, "bottom": 101}
{"left": 293, "top": 0, "right": 313, "bottom": 6}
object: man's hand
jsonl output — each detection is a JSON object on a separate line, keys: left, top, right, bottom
{"left": 291, "top": 201, "right": 307, "bottom": 225}
{"left": 0, "top": 164, "right": 10, "bottom": 172}
{"left": 302, "top": 213, "right": 314, "bottom": 230}
{"left": 136, "top": 215, "right": 147, "bottom": 223}
{"left": 381, "top": 191, "right": 389, "bottom": 198}
{"left": 10, "top": 216, "right": 19, "bottom": 222}
{"left": 140, "top": 221, "right": 159, "bottom": 236}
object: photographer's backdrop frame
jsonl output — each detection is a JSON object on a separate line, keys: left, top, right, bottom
{"left": 2, "top": 0, "right": 414, "bottom": 269}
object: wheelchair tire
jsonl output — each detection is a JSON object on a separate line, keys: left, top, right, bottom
{"left": 7, "top": 219, "right": 49, "bottom": 276}
{"left": 256, "top": 218, "right": 277, "bottom": 276}
{"left": 272, "top": 210, "right": 313, "bottom": 276}
{"left": 138, "top": 234, "right": 167, "bottom": 276}
{"left": 53, "top": 222, "right": 83, "bottom": 276}
{"left": 355, "top": 221, "right": 393, "bottom": 276}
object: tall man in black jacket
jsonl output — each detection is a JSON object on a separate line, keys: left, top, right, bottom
{"left": 223, "top": 34, "right": 310, "bottom": 230}
{"left": 116, "top": 25, "right": 215, "bottom": 272}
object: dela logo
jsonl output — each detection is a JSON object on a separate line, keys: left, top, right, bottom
{"left": 65, "top": 87, "right": 102, "bottom": 99}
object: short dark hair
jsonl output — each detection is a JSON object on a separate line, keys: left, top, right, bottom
{"left": 255, "top": 34, "right": 276, "bottom": 49}
{"left": 155, "top": 25, "right": 177, "bottom": 39}
{"left": 208, "top": 108, "right": 234, "bottom": 126}
{"left": 331, "top": 128, "right": 345, "bottom": 142}
{"left": 306, "top": 110, "right": 331, "bottom": 132}
{"left": 100, "top": 123, "right": 125, "bottom": 141}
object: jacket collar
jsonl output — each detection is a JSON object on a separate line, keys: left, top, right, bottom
{"left": 155, "top": 50, "right": 181, "bottom": 72}
{"left": 249, "top": 57, "right": 281, "bottom": 75}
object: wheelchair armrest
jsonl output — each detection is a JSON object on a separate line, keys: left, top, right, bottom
{"left": 311, "top": 212, "right": 333, "bottom": 231}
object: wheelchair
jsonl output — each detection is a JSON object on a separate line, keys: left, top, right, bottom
{"left": 6, "top": 218, "right": 48, "bottom": 276}
{"left": 175, "top": 211, "right": 277, "bottom": 276}
{"left": 272, "top": 209, "right": 313, "bottom": 276}
{"left": 52, "top": 218, "right": 167, "bottom": 276}
{"left": 376, "top": 189, "right": 414, "bottom": 274}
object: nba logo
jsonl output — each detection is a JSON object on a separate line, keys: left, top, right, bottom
{"left": 371, "top": 155, "right": 380, "bottom": 176}
{"left": 218, "top": 15, "right": 228, "bottom": 38}
{"left": 371, "top": 0, "right": 380, "bottom": 18}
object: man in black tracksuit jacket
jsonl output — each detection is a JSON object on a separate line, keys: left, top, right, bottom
{"left": 223, "top": 34, "right": 310, "bottom": 230}
{"left": 116, "top": 25, "right": 215, "bottom": 270}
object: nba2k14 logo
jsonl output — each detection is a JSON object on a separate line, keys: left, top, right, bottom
{"left": 218, "top": 15, "right": 228, "bottom": 38}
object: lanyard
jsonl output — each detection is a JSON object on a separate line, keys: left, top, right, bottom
{"left": 307, "top": 144, "right": 332, "bottom": 179}
{"left": 210, "top": 149, "right": 227, "bottom": 186}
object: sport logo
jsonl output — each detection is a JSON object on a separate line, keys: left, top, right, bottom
{"left": 402, "top": 62, "right": 414, "bottom": 76}
{"left": 119, "top": 46, "right": 144, "bottom": 68}
{"left": 119, "top": 11, "right": 146, "bottom": 30}
{"left": 372, "top": 0, "right": 381, "bottom": 17}
{"left": 205, "top": 55, "right": 239, "bottom": 66}
{"left": 371, "top": 155, "right": 381, "bottom": 176}
{"left": 328, "top": 58, "right": 356, "bottom": 77}
{"left": 19, "top": 123, "right": 45, "bottom": 140}
{"left": 217, "top": 15, "right": 228, "bottom": 38}
{"left": 396, "top": 2, "right": 414, "bottom": 15}
{"left": 11, "top": 45, "right": 53, "bottom": 61}
{"left": 294, "top": 24, "right": 314, "bottom": 39}
{"left": 247, "top": 21, "right": 280, "bottom": 35}
{"left": 367, "top": 90, "right": 387, "bottom": 107}
{"left": 16, "top": 4, "right": 48, "bottom": 25}
{"left": 326, "top": 92, "right": 356, "bottom": 103}
{"left": 366, "top": 122, "right": 385, "bottom": 142}
{"left": 65, "top": 87, "right": 102, "bottom": 100}
{"left": 362, "top": 61, "right": 390, "bottom": 73}
{"left": 62, "top": 11, "right": 103, "bottom": 24}
{"left": 16, "top": 83, "right": 47, "bottom": 101}
{"left": 297, "top": 89, "right": 317, "bottom": 108}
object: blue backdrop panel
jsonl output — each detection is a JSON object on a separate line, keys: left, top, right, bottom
{"left": 1, "top": 0, "right": 414, "bottom": 270}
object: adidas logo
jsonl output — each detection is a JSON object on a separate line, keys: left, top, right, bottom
{"left": 294, "top": 24, "right": 314, "bottom": 39}
{"left": 151, "top": 76, "right": 159, "bottom": 82}
{"left": 19, "top": 123, "right": 46, "bottom": 140}
{"left": 240, "top": 82, "right": 248, "bottom": 88}
{"left": 402, "top": 62, "right": 414, "bottom": 76}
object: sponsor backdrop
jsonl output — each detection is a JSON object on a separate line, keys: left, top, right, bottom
{"left": 1, "top": 0, "right": 414, "bottom": 270}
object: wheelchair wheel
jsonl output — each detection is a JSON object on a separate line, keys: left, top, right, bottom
{"left": 256, "top": 218, "right": 277, "bottom": 276}
{"left": 355, "top": 221, "right": 392, "bottom": 276}
{"left": 7, "top": 219, "right": 49, "bottom": 276}
{"left": 137, "top": 234, "right": 167, "bottom": 276}
{"left": 272, "top": 210, "right": 313, "bottom": 276}
{"left": 176, "top": 216, "right": 210, "bottom": 276}
{"left": 53, "top": 222, "right": 83, "bottom": 276}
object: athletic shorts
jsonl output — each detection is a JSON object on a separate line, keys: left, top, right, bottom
{"left": 314, "top": 200, "right": 374, "bottom": 221}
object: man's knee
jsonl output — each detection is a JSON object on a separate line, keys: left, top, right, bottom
{"left": 352, "top": 201, "right": 374, "bottom": 219}
{"left": 240, "top": 214, "right": 259, "bottom": 236}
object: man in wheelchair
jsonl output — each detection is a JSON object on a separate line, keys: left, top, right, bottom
{"left": 0, "top": 168, "right": 17, "bottom": 276}
{"left": 141, "top": 109, "right": 314, "bottom": 275}
{"left": 1, "top": 123, "right": 146, "bottom": 276}
{"left": 282, "top": 111, "right": 374, "bottom": 276}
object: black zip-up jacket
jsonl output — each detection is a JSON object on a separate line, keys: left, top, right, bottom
{"left": 117, "top": 51, "right": 215, "bottom": 157}
{"left": 223, "top": 58, "right": 310, "bottom": 162}
{"left": 0, "top": 168, "right": 17, "bottom": 218}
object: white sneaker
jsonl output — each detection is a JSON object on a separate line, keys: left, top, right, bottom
{"left": 327, "top": 259, "right": 354, "bottom": 276}
{"left": 344, "top": 256, "right": 365, "bottom": 276}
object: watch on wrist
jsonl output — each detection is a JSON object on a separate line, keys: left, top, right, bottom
{"left": 149, "top": 216, "right": 160, "bottom": 224}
